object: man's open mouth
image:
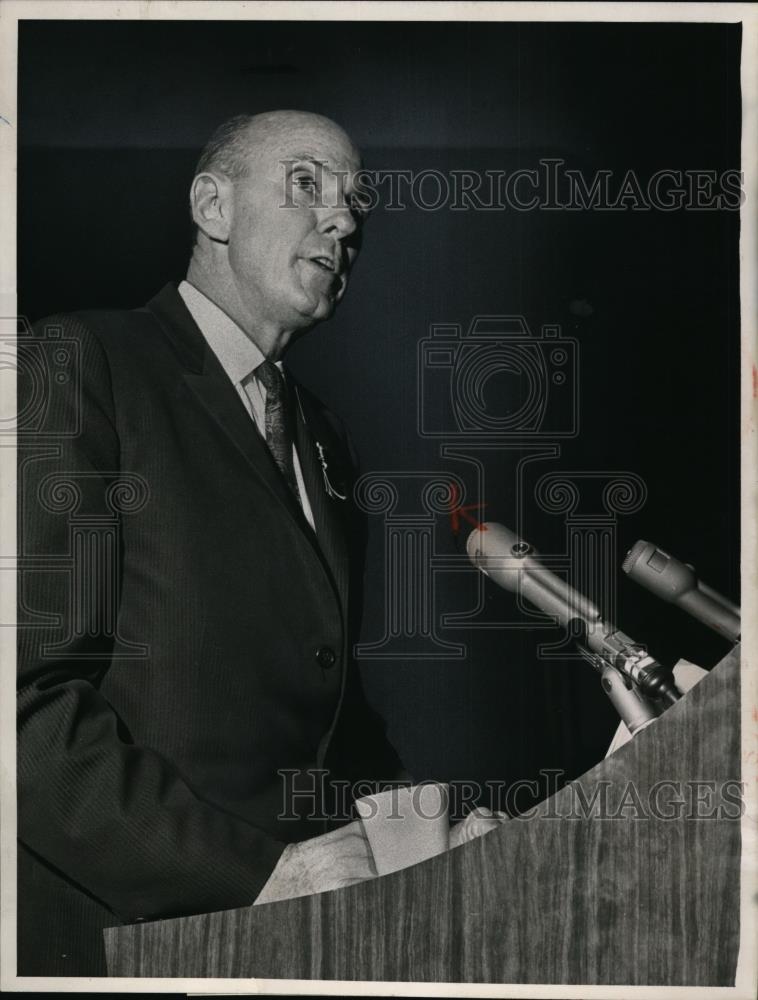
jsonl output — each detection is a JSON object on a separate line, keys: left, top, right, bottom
{"left": 309, "top": 255, "right": 337, "bottom": 274}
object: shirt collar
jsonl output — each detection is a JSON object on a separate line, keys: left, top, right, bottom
{"left": 178, "top": 280, "right": 284, "bottom": 385}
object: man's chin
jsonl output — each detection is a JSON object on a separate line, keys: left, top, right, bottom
{"left": 295, "top": 292, "right": 339, "bottom": 325}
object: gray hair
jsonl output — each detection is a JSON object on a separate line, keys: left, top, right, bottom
{"left": 189, "top": 114, "right": 256, "bottom": 245}
{"left": 193, "top": 113, "right": 257, "bottom": 182}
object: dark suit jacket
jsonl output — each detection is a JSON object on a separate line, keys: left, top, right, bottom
{"left": 17, "top": 283, "right": 405, "bottom": 976}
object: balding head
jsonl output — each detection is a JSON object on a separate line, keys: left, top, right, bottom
{"left": 187, "top": 110, "right": 366, "bottom": 358}
{"left": 194, "top": 110, "right": 362, "bottom": 185}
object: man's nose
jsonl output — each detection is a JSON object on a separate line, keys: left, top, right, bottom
{"left": 318, "top": 202, "right": 358, "bottom": 240}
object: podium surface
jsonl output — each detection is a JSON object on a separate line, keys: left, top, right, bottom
{"left": 105, "top": 646, "right": 741, "bottom": 984}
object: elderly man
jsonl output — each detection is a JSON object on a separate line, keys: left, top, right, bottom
{"left": 17, "top": 110, "right": 499, "bottom": 977}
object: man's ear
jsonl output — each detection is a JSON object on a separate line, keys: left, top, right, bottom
{"left": 189, "top": 172, "right": 233, "bottom": 243}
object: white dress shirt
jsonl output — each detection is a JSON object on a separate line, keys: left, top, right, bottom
{"left": 178, "top": 280, "right": 316, "bottom": 531}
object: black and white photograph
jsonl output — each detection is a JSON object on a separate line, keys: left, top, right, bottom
{"left": 1, "top": 1, "right": 756, "bottom": 995}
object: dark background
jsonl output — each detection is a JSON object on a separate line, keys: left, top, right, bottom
{"left": 18, "top": 19, "right": 741, "bottom": 808}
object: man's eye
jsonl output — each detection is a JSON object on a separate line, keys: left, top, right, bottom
{"left": 294, "top": 174, "right": 317, "bottom": 190}
{"left": 350, "top": 197, "right": 371, "bottom": 220}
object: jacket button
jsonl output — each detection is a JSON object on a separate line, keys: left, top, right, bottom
{"left": 316, "top": 646, "right": 337, "bottom": 669}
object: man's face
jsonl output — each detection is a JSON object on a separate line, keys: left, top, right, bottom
{"left": 225, "top": 123, "right": 366, "bottom": 334}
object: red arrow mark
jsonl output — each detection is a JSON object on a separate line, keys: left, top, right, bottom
{"left": 449, "top": 482, "right": 487, "bottom": 534}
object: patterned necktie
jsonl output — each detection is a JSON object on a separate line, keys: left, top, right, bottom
{"left": 251, "top": 359, "right": 300, "bottom": 500}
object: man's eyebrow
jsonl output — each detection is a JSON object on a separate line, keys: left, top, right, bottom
{"left": 286, "top": 154, "right": 328, "bottom": 168}
{"left": 285, "top": 154, "right": 357, "bottom": 178}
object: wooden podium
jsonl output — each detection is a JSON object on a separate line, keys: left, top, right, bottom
{"left": 104, "top": 646, "right": 741, "bottom": 985}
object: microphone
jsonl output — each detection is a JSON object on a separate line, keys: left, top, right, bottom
{"left": 466, "top": 523, "right": 681, "bottom": 717}
{"left": 622, "top": 540, "right": 740, "bottom": 642}
{"left": 465, "top": 522, "right": 601, "bottom": 626}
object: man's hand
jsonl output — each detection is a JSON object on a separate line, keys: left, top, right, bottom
{"left": 448, "top": 806, "right": 508, "bottom": 849}
{"left": 254, "top": 820, "right": 378, "bottom": 905}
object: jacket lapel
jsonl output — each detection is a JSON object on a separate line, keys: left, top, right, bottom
{"left": 144, "top": 283, "right": 349, "bottom": 613}
{"left": 184, "top": 363, "right": 309, "bottom": 525}
{"left": 145, "top": 284, "right": 304, "bottom": 522}
{"left": 291, "top": 388, "right": 350, "bottom": 613}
